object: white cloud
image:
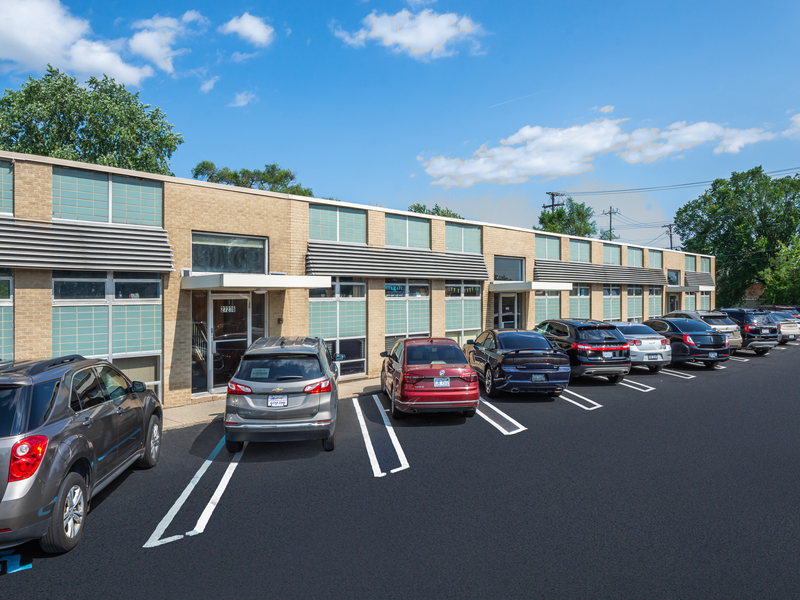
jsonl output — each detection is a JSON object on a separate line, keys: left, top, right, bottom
{"left": 129, "top": 11, "right": 208, "bottom": 74}
{"left": 782, "top": 113, "right": 800, "bottom": 138}
{"left": 332, "top": 9, "right": 482, "bottom": 59}
{"left": 219, "top": 13, "right": 274, "bottom": 47}
{"left": 229, "top": 91, "right": 257, "bottom": 107}
{"left": 0, "top": 0, "right": 152, "bottom": 85}
{"left": 231, "top": 51, "right": 258, "bottom": 63}
{"left": 200, "top": 76, "right": 219, "bottom": 93}
{"left": 600, "top": 105, "right": 614, "bottom": 113}
{"left": 406, "top": 0, "right": 438, "bottom": 6}
{"left": 424, "top": 116, "right": 787, "bottom": 188}
{"left": 182, "top": 10, "right": 210, "bottom": 27}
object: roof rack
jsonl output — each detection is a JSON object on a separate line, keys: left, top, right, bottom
{"left": 28, "top": 354, "right": 86, "bottom": 376}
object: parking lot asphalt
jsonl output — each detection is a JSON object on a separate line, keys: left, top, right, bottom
{"left": 4, "top": 344, "right": 800, "bottom": 599}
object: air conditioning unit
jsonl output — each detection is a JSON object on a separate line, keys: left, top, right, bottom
{"left": 181, "top": 268, "right": 191, "bottom": 277}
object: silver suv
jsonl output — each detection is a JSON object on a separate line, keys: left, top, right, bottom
{"left": 663, "top": 310, "right": 743, "bottom": 350}
{"left": 224, "top": 337, "right": 342, "bottom": 453}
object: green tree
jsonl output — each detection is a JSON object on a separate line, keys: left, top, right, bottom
{"left": 674, "top": 166, "right": 800, "bottom": 306}
{"left": 192, "top": 160, "right": 314, "bottom": 196}
{"left": 0, "top": 65, "right": 183, "bottom": 175}
{"left": 408, "top": 203, "right": 463, "bottom": 219}
{"left": 597, "top": 228, "right": 620, "bottom": 241}
{"left": 536, "top": 197, "right": 598, "bottom": 237}
{"left": 760, "top": 236, "right": 800, "bottom": 304}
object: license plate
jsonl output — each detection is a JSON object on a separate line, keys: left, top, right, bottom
{"left": 531, "top": 374, "right": 546, "bottom": 382}
{"left": 434, "top": 377, "right": 450, "bottom": 388}
{"left": 708, "top": 352, "right": 717, "bottom": 358}
{"left": 268, "top": 395, "right": 288, "bottom": 407}
{"left": 602, "top": 351, "right": 612, "bottom": 358}
{"left": 758, "top": 329, "right": 765, "bottom": 334}
{"left": 790, "top": 335, "right": 796, "bottom": 340}
{"left": 647, "top": 354, "right": 658, "bottom": 360}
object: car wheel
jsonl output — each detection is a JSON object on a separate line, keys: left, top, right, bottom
{"left": 390, "top": 387, "right": 405, "bottom": 419}
{"left": 39, "top": 471, "right": 87, "bottom": 554}
{"left": 484, "top": 368, "right": 498, "bottom": 398}
{"left": 648, "top": 365, "right": 662, "bottom": 373}
{"left": 225, "top": 436, "right": 244, "bottom": 453}
{"left": 703, "top": 361, "right": 718, "bottom": 369}
{"left": 607, "top": 374, "right": 624, "bottom": 383}
{"left": 322, "top": 430, "right": 336, "bottom": 452}
{"left": 463, "top": 408, "right": 476, "bottom": 418}
{"left": 135, "top": 414, "right": 161, "bottom": 469}
{"left": 547, "top": 391, "right": 562, "bottom": 398}
{"left": 754, "top": 348, "right": 769, "bottom": 356}
{"left": 779, "top": 339, "right": 788, "bottom": 345}
{"left": 380, "top": 370, "right": 387, "bottom": 395}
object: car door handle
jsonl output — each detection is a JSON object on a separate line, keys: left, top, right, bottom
{"left": 82, "top": 418, "right": 93, "bottom": 427}
{"left": 116, "top": 407, "right": 125, "bottom": 415}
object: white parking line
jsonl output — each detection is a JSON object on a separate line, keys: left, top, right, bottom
{"left": 729, "top": 356, "right": 750, "bottom": 362}
{"left": 661, "top": 368, "right": 696, "bottom": 380}
{"left": 561, "top": 389, "right": 603, "bottom": 411}
{"left": 788, "top": 342, "right": 799, "bottom": 346}
{"left": 477, "top": 398, "right": 527, "bottom": 435}
{"left": 143, "top": 435, "right": 226, "bottom": 548}
{"left": 776, "top": 346, "right": 787, "bottom": 350}
{"left": 715, "top": 365, "right": 727, "bottom": 369}
{"left": 186, "top": 442, "right": 247, "bottom": 537}
{"left": 617, "top": 378, "right": 655, "bottom": 392}
{"left": 372, "top": 395, "right": 410, "bottom": 474}
{"left": 352, "top": 397, "right": 385, "bottom": 478}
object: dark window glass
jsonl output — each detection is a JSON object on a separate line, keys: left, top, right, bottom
{"left": 113, "top": 272, "right": 161, "bottom": 280}
{"left": 494, "top": 257, "right": 523, "bottom": 281}
{"left": 671, "top": 320, "right": 714, "bottom": 332}
{"left": 484, "top": 335, "right": 496, "bottom": 350}
{"left": 26, "top": 380, "right": 60, "bottom": 432}
{"left": 464, "top": 285, "right": 480, "bottom": 297}
{"left": 702, "top": 317, "right": 736, "bottom": 326}
{"left": 0, "top": 280, "right": 9, "bottom": 300}
{"left": 385, "top": 283, "right": 406, "bottom": 297}
{"left": 576, "top": 327, "right": 626, "bottom": 341}
{"left": 96, "top": 366, "right": 130, "bottom": 401}
{"left": 646, "top": 321, "right": 668, "bottom": 332}
{"left": 406, "top": 344, "right": 467, "bottom": 365}
{"left": 497, "top": 332, "right": 551, "bottom": 350}
{"left": 667, "top": 270, "right": 681, "bottom": 285}
{"left": 192, "top": 233, "right": 266, "bottom": 274}
{"left": 0, "top": 268, "right": 11, "bottom": 277}
{"left": 237, "top": 355, "right": 323, "bottom": 382}
{"left": 54, "top": 280, "right": 106, "bottom": 299}
{"left": 749, "top": 314, "right": 773, "bottom": 325}
{"left": 72, "top": 369, "right": 106, "bottom": 411}
{"left": 0, "top": 386, "right": 26, "bottom": 437}
{"left": 53, "top": 270, "right": 106, "bottom": 279}
{"left": 309, "top": 287, "right": 335, "bottom": 298}
{"left": 445, "top": 284, "right": 462, "bottom": 297}
{"left": 339, "top": 284, "right": 365, "bottom": 298}
{"left": 339, "top": 338, "right": 365, "bottom": 361}
{"left": 114, "top": 281, "right": 160, "bottom": 299}
{"left": 614, "top": 324, "right": 658, "bottom": 335}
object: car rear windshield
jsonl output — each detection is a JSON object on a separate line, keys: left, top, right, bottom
{"left": 576, "top": 327, "right": 625, "bottom": 342}
{"left": 674, "top": 320, "right": 715, "bottom": 332}
{"left": 236, "top": 354, "right": 323, "bottom": 382}
{"left": 0, "top": 380, "right": 60, "bottom": 438}
{"left": 406, "top": 344, "right": 467, "bottom": 365}
{"left": 614, "top": 324, "right": 657, "bottom": 335}
{"left": 702, "top": 316, "right": 736, "bottom": 326}
{"left": 0, "top": 386, "right": 26, "bottom": 437}
{"left": 748, "top": 314, "right": 772, "bottom": 325}
{"left": 497, "top": 332, "right": 551, "bottom": 350}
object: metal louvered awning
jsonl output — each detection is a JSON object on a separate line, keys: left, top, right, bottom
{"left": 306, "top": 241, "right": 489, "bottom": 280}
{"left": 534, "top": 259, "right": 668, "bottom": 286}
{"left": 0, "top": 216, "right": 173, "bottom": 271}
{"left": 685, "top": 271, "right": 715, "bottom": 288}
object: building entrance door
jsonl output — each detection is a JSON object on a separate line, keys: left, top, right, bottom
{"left": 211, "top": 294, "right": 250, "bottom": 392}
{"left": 495, "top": 293, "right": 519, "bottom": 329}
{"left": 668, "top": 293, "right": 680, "bottom": 313}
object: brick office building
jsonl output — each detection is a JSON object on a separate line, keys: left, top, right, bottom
{"left": 0, "top": 150, "right": 716, "bottom": 406}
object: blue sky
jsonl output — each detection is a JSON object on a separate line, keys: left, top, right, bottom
{"left": 1, "top": 0, "right": 799, "bottom": 247}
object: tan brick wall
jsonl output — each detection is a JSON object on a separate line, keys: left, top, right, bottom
{"left": 590, "top": 283, "right": 603, "bottom": 321}
{"left": 431, "top": 220, "right": 446, "bottom": 252}
{"left": 591, "top": 241, "right": 603, "bottom": 265}
{"left": 619, "top": 286, "right": 628, "bottom": 322}
{"left": 560, "top": 237, "right": 570, "bottom": 261}
{"left": 368, "top": 211, "right": 385, "bottom": 247}
{"left": 431, "top": 280, "right": 446, "bottom": 337}
{"left": 620, "top": 245, "right": 628, "bottom": 267}
{"left": 367, "top": 278, "right": 385, "bottom": 377}
{"left": 13, "top": 162, "right": 52, "bottom": 220}
{"left": 14, "top": 269, "right": 52, "bottom": 360}
{"left": 560, "top": 289, "right": 570, "bottom": 318}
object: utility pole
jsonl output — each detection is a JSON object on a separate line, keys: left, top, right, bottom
{"left": 600, "top": 206, "right": 621, "bottom": 239}
{"left": 543, "top": 191, "right": 566, "bottom": 213}
{"left": 662, "top": 223, "right": 675, "bottom": 250}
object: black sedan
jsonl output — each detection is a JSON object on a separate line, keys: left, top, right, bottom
{"left": 462, "top": 329, "right": 570, "bottom": 398}
{"left": 643, "top": 318, "right": 730, "bottom": 368}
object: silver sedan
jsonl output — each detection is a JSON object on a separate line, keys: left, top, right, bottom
{"left": 608, "top": 322, "right": 672, "bottom": 372}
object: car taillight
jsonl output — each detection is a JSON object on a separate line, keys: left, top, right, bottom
{"left": 660, "top": 338, "right": 669, "bottom": 345}
{"left": 227, "top": 381, "right": 252, "bottom": 395}
{"left": 630, "top": 339, "right": 642, "bottom": 347}
{"left": 459, "top": 371, "right": 478, "bottom": 383}
{"left": 723, "top": 336, "right": 730, "bottom": 347}
{"left": 9, "top": 435, "right": 48, "bottom": 482}
{"left": 403, "top": 374, "right": 423, "bottom": 385}
{"left": 570, "top": 342, "right": 593, "bottom": 351}
{"left": 303, "top": 379, "right": 332, "bottom": 394}
{"left": 683, "top": 334, "right": 697, "bottom": 347}
{"left": 743, "top": 325, "right": 754, "bottom": 333}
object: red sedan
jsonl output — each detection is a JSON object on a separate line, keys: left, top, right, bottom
{"left": 380, "top": 338, "right": 480, "bottom": 419}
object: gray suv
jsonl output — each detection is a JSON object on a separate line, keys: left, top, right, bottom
{"left": 224, "top": 337, "right": 342, "bottom": 453}
{"left": 0, "top": 355, "right": 161, "bottom": 553}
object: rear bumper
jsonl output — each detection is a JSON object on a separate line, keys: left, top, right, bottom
{"left": 0, "top": 518, "right": 49, "bottom": 551}
{"left": 225, "top": 420, "right": 334, "bottom": 442}
{"left": 571, "top": 363, "right": 631, "bottom": 377}
{"left": 742, "top": 339, "right": 779, "bottom": 349}
{"left": 495, "top": 367, "right": 570, "bottom": 392}
{"left": 673, "top": 348, "right": 730, "bottom": 362}
{"left": 398, "top": 387, "right": 479, "bottom": 412}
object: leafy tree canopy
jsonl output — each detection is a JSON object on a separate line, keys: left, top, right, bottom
{"left": 408, "top": 203, "right": 463, "bottom": 219}
{"left": 674, "top": 166, "right": 800, "bottom": 306}
{"left": 536, "top": 197, "right": 598, "bottom": 237}
{"left": 597, "top": 228, "right": 620, "bottom": 241}
{"left": 192, "top": 160, "right": 314, "bottom": 196}
{"left": 0, "top": 65, "right": 183, "bottom": 176}
{"left": 760, "top": 236, "right": 800, "bottom": 305}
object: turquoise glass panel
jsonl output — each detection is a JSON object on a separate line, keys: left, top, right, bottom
{"left": 112, "top": 175, "right": 162, "bottom": 227}
{"left": 649, "top": 250, "right": 663, "bottom": 269}
{"left": 685, "top": 294, "right": 696, "bottom": 311}
{"left": 445, "top": 301, "right": 462, "bottom": 331}
{"left": 309, "top": 302, "right": 338, "bottom": 338}
{"left": 112, "top": 304, "right": 163, "bottom": 353}
{"left": 569, "top": 297, "right": 590, "bottom": 319}
{"left": 0, "top": 306, "right": 12, "bottom": 360}
{"left": 463, "top": 299, "right": 481, "bottom": 330}
{"left": 338, "top": 301, "right": 366, "bottom": 337}
{"left": 0, "top": 161, "right": 12, "bottom": 213}
{"left": 685, "top": 255, "right": 696, "bottom": 272}
{"left": 407, "top": 217, "right": 430, "bottom": 249}
{"left": 52, "top": 305, "right": 109, "bottom": 357}
{"left": 309, "top": 205, "right": 338, "bottom": 241}
{"left": 628, "top": 248, "right": 643, "bottom": 267}
{"left": 570, "top": 240, "right": 591, "bottom": 262}
{"left": 385, "top": 214, "right": 407, "bottom": 247}
{"left": 535, "top": 235, "right": 559, "bottom": 260}
{"left": 463, "top": 226, "right": 481, "bottom": 254}
{"left": 338, "top": 208, "right": 366, "bottom": 244}
{"left": 407, "top": 301, "right": 430, "bottom": 333}
{"left": 53, "top": 167, "right": 108, "bottom": 222}
{"left": 385, "top": 301, "right": 407, "bottom": 335}
{"left": 445, "top": 223, "right": 462, "bottom": 252}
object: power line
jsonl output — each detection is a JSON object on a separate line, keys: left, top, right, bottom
{"left": 542, "top": 191, "right": 566, "bottom": 213}
{"left": 662, "top": 224, "right": 676, "bottom": 250}
{"left": 600, "top": 206, "right": 621, "bottom": 239}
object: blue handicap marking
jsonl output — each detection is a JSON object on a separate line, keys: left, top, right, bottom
{"left": 0, "top": 548, "right": 33, "bottom": 575}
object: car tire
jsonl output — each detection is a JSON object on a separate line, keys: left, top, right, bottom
{"left": 390, "top": 387, "right": 405, "bottom": 420}
{"left": 607, "top": 374, "right": 624, "bottom": 383}
{"left": 322, "top": 431, "right": 336, "bottom": 452}
{"left": 754, "top": 348, "right": 770, "bottom": 356}
{"left": 225, "top": 436, "right": 244, "bottom": 453}
{"left": 703, "top": 361, "right": 719, "bottom": 369}
{"left": 779, "top": 339, "right": 788, "bottom": 345}
{"left": 648, "top": 365, "right": 663, "bottom": 373}
{"left": 463, "top": 408, "right": 476, "bottom": 418}
{"left": 484, "top": 368, "right": 498, "bottom": 398}
{"left": 135, "top": 414, "right": 161, "bottom": 469}
{"left": 380, "top": 370, "right": 387, "bottom": 396}
{"left": 39, "top": 471, "right": 87, "bottom": 554}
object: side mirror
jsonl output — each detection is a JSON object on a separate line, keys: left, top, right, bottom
{"left": 132, "top": 381, "right": 147, "bottom": 393}
{"left": 334, "top": 353, "right": 345, "bottom": 362}
{"left": 466, "top": 340, "right": 475, "bottom": 346}
{"left": 379, "top": 352, "right": 388, "bottom": 358}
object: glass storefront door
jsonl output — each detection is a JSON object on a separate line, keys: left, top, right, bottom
{"left": 668, "top": 293, "right": 680, "bottom": 313}
{"left": 211, "top": 295, "right": 250, "bottom": 391}
{"left": 494, "top": 293, "right": 521, "bottom": 329}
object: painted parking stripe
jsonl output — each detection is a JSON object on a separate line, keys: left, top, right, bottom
{"left": 776, "top": 346, "right": 787, "bottom": 350}
{"left": 353, "top": 397, "right": 385, "bottom": 478}
{"left": 186, "top": 442, "right": 247, "bottom": 537}
{"left": 729, "top": 356, "right": 750, "bottom": 362}
{"left": 561, "top": 389, "right": 603, "bottom": 411}
{"left": 477, "top": 397, "right": 527, "bottom": 435}
{"left": 617, "top": 378, "right": 655, "bottom": 392}
{"left": 715, "top": 365, "right": 727, "bottom": 369}
{"left": 788, "top": 342, "right": 799, "bottom": 346}
{"left": 661, "top": 368, "right": 696, "bottom": 380}
{"left": 143, "top": 435, "right": 226, "bottom": 548}
{"left": 371, "top": 395, "right": 410, "bottom": 474}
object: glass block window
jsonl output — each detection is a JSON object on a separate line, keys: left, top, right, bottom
{"left": 192, "top": 233, "right": 267, "bottom": 274}
{"left": 53, "top": 167, "right": 109, "bottom": 222}
{"left": 385, "top": 279, "right": 430, "bottom": 351}
{"left": 535, "top": 290, "right": 560, "bottom": 321}
{"left": 309, "top": 205, "right": 366, "bottom": 243}
{"left": 648, "top": 250, "right": 663, "bottom": 269}
{"left": 569, "top": 284, "right": 590, "bottom": 319}
{"left": 628, "top": 247, "right": 643, "bottom": 267}
{"left": 603, "top": 285, "right": 621, "bottom": 321}
{"left": 339, "top": 208, "right": 367, "bottom": 243}
{"left": 0, "top": 160, "right": 12, "bottom": 214}
{"left": 385, "top": 214, "right": 429, "bottom": 249}
{"left": 53, "top": 306, "right": 109, "bottom": 356}
{"left": 0, "top": 306, "right": 12, "bottom": 361}
{"left": 535, "top": 234, "right": 560, "bottom": 260}
{"left": 648, "top": 287, "right": 663, "bottom": 318}
{"left": 700, "top": 291, "right": 711, "bottom": 310}
{"left": 569, "top": 239, "right": 591, "bottom": 262}
{"left": 685, "top": 255, "right": 696, "bottom": 272}
{"left": 627, "top": 285, "right": 643, "bottom": 322}
{"left": 445, "top": 280, "right": 482, "bottom": 346}
{"left": 700, "top": 257, "right": 711, "bottom": 273}
{"left": 685, "top": 293, "right": 696, "bottom": 311}
{"left": 112, "top": 175, "right": 162, "bottom": 227}
{"left": 603, "top": 244, "right": 621, "bottom": 265}
{"left": 112, "top": 305, "right": 162, "bottom": 354}
{"left": 309, "top": 277, "right": 367, "bottom": 376}
{"left": 445, "top": 222, "right": 482, "bottom": 253}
